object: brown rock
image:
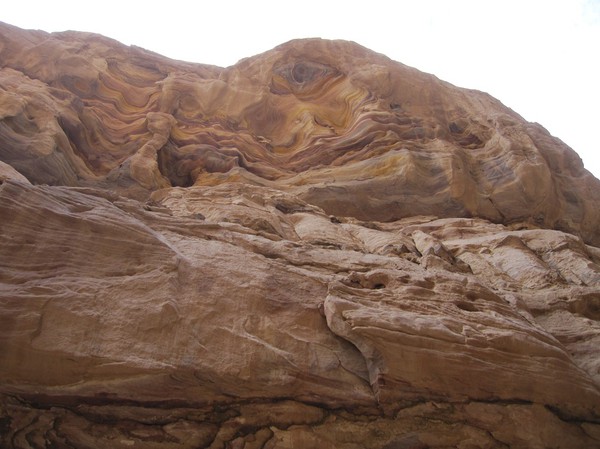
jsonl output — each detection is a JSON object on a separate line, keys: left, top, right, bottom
{"left": 1, "top": 22, "right": 600, "bottom": 448}
{"left": 0, "top": 160, "right": 29, "bottom": 184}
{"left": 1, "top": 21, "right": 599, "bottom": 244}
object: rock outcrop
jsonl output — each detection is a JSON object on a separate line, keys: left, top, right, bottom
{"left": 1, "top": 21, "right": 600, "bottom": 448}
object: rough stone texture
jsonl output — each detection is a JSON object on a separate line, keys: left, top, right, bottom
{"left": 1, "top": 21, "right": 600, "bottom": 448}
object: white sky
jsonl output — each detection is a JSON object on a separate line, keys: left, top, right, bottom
{"left": 3, "top": 0, "right": 600, "bottom": 178}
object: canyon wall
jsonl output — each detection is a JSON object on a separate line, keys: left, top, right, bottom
{"left": 1, "top": 22, "right": 600, "bottom": 448}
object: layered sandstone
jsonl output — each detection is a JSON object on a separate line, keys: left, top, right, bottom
{"left": 1, "top": 21, "right": 600, "bottom": 448}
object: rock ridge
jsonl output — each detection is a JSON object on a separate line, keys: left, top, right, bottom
{"left": 0, "top": 22, "right": 599, "bottom": 244}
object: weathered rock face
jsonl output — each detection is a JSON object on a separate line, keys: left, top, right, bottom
{"left": 1, "top": 21, "right": 600, "bottom": 448}
{"left": 2, "top": 22, "right": 600, "bottom": 245}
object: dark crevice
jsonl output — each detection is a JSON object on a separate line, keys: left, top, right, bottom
{"left": 455, "top": 301, "right": 478, "bottom": 312}
{"left": 544, "top": 404, "right": 600, "bottom": 425}
{"left": 156, "top": 141, "right": 194, "bottom": 187}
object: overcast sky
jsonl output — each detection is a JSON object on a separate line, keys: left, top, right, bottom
{"left": 4, "top": 0, "right": 600, "bottom": 178}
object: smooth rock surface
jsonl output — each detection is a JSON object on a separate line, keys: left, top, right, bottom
{"left": 1, "top": 22, "right": 600, "bottom": 448}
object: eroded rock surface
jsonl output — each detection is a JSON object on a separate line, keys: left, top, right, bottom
{"left": 1, "top": 21, "right": 600, "bottom": 448}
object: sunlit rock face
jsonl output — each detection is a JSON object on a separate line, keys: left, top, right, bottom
{"left": 1, "top": 21, "right": 600, "bottom": 448}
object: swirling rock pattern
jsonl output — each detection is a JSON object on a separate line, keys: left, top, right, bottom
{"left": 1, "top": 22, "right": 600, "bottom": 448}
{"left": 1, "top": 22, "right": 599, "bottom": 244}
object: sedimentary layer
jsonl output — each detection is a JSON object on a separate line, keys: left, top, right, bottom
{"left": 1, "top": 22, "right": 600, "bottom": 448}
{"left": 1, "top": 22, "right": 599, "bottom": 244}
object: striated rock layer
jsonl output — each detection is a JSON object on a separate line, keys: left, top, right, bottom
{"left": 1, "top": 21, "right": 600, "bottom": 448}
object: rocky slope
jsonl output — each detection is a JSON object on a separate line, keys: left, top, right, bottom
{"left": 1, "top": 21, "right": 600, "bottom": 448}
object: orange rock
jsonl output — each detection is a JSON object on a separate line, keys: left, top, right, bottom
{"left": 1, "top": 22, "right": 600, "bottom": 448}
{"left": 1, "top": 22, "right": 599, "bottom": 244}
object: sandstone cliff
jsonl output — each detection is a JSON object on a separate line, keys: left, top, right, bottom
{"left": 1, "top": 21, "right": 600, "bottom": 448}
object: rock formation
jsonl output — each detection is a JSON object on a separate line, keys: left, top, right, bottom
{"left": 1, "top": 21, "right": 599, "bottom": 448}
